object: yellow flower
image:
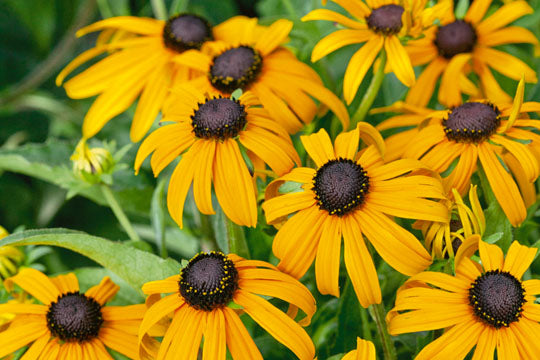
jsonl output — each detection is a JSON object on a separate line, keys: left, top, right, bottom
{"left": 399, "top": 78, "right": 540, "bottom": 226}
{"left": 71, "top": 139, "right": 114, "bottom": 183}
{"left": 168, "top": 16, "right": 350, "bottom": 133}
{"left": 0, "top": 226, "right": 23, "bottom": 280}
{"left": 302, "top": 0, "right": 450, "bottom": 104}
{"left": 262, "top": 125, "right": 448, "bottom": 307}
{"left": 138, "top": 251, "right": 316, "bottom": 360}
{"left": 415, "top": 186, "right": 485, "bottom": 259}
{"left": 0, "top": 268, "right": 147, "bottom": 359}
{"left": 405, "top": 0, "right": 538, "bottom": 107}
{"left": 343, "top": 337, "right": 376, "bottom": 360}
{"left": 389, "top": 236, "right": 540, "bottom": 359}
{"left": 135, "top": 84, "right": 299, "bottom": 228}
{"left": 57, "top": 14, "right": 222, "bottom": 141}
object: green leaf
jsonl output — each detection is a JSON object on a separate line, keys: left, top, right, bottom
{"left": 0, "top": 228, "right": 181, "bottom": 295}
{"left": 151, "top": 178, "right": 167, "bottom": 258}
{"left": 335, "top": 280, "right": 362, "bottom": 353}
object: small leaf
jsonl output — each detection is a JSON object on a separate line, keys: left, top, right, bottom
{"left": 0, "top": 229, "right": 181, "bottom": 295}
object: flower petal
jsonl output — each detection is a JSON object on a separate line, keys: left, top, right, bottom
{"left": 502, "top": 241, "right": 537, "bottom": 279}
{"left": 315, "top": 216, "right": 342, "bottom": 297}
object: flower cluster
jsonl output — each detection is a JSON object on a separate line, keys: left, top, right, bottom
{"left": 1, "top": 0, "right": 539, "bottom": 359}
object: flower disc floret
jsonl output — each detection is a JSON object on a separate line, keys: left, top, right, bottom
{"left": 179, "top": 252, "right": 239, "bottom": 311}
{"left": 313, "top": 158, "right": 370, "bottom": 216}
{"left": 443, "top": 102, "right": 500, "bottom": 143}
{"left": 46, "top": 292, "right": 103, "bottom": 342}
{"left": 163, "top": 14, "right": 213, "bottom": 52}
{"left": 366, "top": 5, "right": 404, "bottom": 35}
{"left": 468, "top": 270, "right": 525, "bottom": 328}
{"left": 191, "top": 97, "right": 247, "bottom": 140}
{"left": 434, "top": 20, "right": 477, "bottom": 59}
{"left": 209, "top": 46, "right": 263, "bottom": 93}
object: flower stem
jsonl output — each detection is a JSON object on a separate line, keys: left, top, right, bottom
{"left": 100, "top": 184, "right": 141, "bottom": 242}
{"left": 350, "top": 51, "right": 387, "bottom": 129}
{"left": 369, "top": 302, "right": 397, "bottom": 360}
{"left": 225, "top": 218, "right": 250, "bottom": 258}
{"left": 151, "top": 0, "right": 168, "bottom": 20}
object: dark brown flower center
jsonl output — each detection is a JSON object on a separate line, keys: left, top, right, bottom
{"left": 366, "top": 5, "right": 404, "bottom": 35}
{"left": 163, "top": 14, "right": 212, "bottom": 52}
{"left": 191, "top": 97, "right": 247, "bottom": 140}
{"left": 469, "top": 270, "right": 525, "bottom": 328}
{"left": 46, "top": 292, "right": 103, "bottom": 342}
{"left": 179, "top": 252, "right": 238, "bottom": 311}
{"left": 209, "top": 46, "right": 263, "bottom": 93}
{"left": 434, "top": 20, "right": 477, "bottom": 59}
{"left": 443, "top": 102, "right": 500, "bottom": 143}
{"left": 313, "top": 159, "right": 370, "bottom": 216}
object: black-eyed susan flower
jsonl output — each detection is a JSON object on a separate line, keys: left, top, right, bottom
{"left": 0, "top": 226, "right": 23, "bottom": 280}
{"left": 57, "top": 13, "right": 220, "bottom": 142}
{"left": 169, "top": 16, "right": 349, "bottom": 133}
{"left": 343, "top": 337, "right": 376, "bottom": 359}
{"left": 401, "top": 79, "right": 540, "bottom": 226}
{"left": 135, "top": 84, "right": 299, "bottom": 228}
{"left": 389, "top": 237, "right": 540, "bottom": 359}
{"left": 405, "top": 0, "right": 538, "bottom": 107}
{"left": 415, "top": 185, "right": 485, "bottom": 259}
{"left": 262, "top": 124, "right": 448, "bottom": 306}
{"left": 138, "top": 251, "right": 316, "bottom": 360}
{"left": 0, "top": 268, "right": 147, "bottom": 359}
{"left": 302, "top": 0, "right": 450, "bottom": 104}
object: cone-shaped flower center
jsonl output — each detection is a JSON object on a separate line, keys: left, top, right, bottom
{"left": 443, "top": 102, "right": 500, "bottom": 143}
{"left": 46, "top": 292, "right": 103, "bottom": 342}
{"left": 313, "top": 159, "right": 370, "bottom": 216}
{"left": 469, "top": 270, "right": 525, "bottom": 328}
{"left": 179, "top": 252, "right": 239, "bottom": 311}
{"left": 163, "top": 14, "right": 212, "bottom": 52}
{"left": 209, "top": 46, "right": 263, "bottom": 93}
{"left": 435, "top": 20, "right": 476, "bottom": 58}
{"left": 191, "top": 97, "right": 247, "bottom": 140}
{"left": 366, "top": 5, "right": 404, "bottom": 35}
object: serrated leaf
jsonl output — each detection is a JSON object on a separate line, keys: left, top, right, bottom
{"left": 0, "top": 228, "right": 181, "bottom": 295}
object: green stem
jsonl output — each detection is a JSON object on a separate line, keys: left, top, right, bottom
{"left": 350, "top": 51, "right": 387, "bottom": 129}
{"left": 282, "top": 0, "right": 297, "bottom": 18}
{"left": 101, "top": 184, "right": 141, "bottom": 242}
{"left": 170, "top": 0, "right": 189, "bottom": 14}
{"left": 369, "top": 302, "right": 397, "bottom": 360}
{"left": 360, "top": 305, "right": 373, "bottom": 342}
{"left": 151, "top": 0, "right": 168, "bottom": 20}
{"left": 200, "top": 214, "right": 219, "bottom": 251}
{"left": 225, "top": 218, "right": 250, "bottom": 258}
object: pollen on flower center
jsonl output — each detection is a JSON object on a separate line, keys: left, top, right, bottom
{"left": 191, "top": 97, "right": 247, "bottom": 140}
{"left": 46, "top": 292, "right": 103, "bottom": 342}
{"left": 469, "top": 270, "right": 525, "bottom": 328}
{"left": 313, "top": 158, "right": 370, "bottom": 216}
{"left": 209, "top": 46, "right": 263, "bottom": 93}
{"left": 163, "top": 14, "right": 213, "bottom": 52}
{"left": 434, "top": 20, "right": 477, "bottom": 59}
{"left": 366, "top": 5, "right": 404, "bottom": 35}
{"left": 443, "top": 102, "right": 500, "bottom": 143}
{"left": 179, "top": 252, "right": 239, "bottom": 311}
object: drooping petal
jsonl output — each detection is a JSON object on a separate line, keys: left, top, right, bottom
{"left": 213, "top": 140, "right": 257, "bottom": 227}
{"left": 202, "top": 309, "right": 226, "bottom": 360}
{"left": 385, "top": 36, "right": 415, "bottom": 87}
{"left": 343, "top": 215, "right": 381, "bottom": 307}
{"left": 234, "top": 290, "right": 315, "bottom": 360}
{"left": 222, "top": 307, "right": 263, "bottom": 360}
{"left": 315, "top": 216, "right": 342, "bottom": 297}
{"left": 343, "top": 35, "right": 384, "bottom": 104}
